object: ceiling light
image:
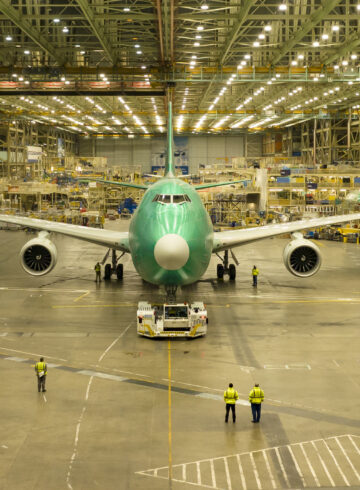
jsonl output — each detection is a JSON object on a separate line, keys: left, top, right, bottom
{"left": 332, "top": 25, "right": 340, "bottom": 31}
{"left": 275, "top": 73, "right": 280, "bottom": 78}
{"left": 192, "top": 55, "right": 197, "bottom": 59}
{"left": 278, "top": 3, "right": 287, "bottom": 11}
{"left": 351, "top": 54, "right": 357, "bottom": 60}
{"left": 136, "top": 50, "right": 142, "bottom": 54}
{"left": 334, "top": 64, "right": 339, "bottom": 69}
{"left": 244, "top": 54, "right": 251, "bottom": 59}
{"left": 5, "top": 36, "right": 12, "bottom": 41}
{"left": 80, "top": 51, "right": 85, "bottom": 55}
{"left": 196, "top": 35, "right": 202, "bottom": 39}
{"left": 313, "top": 77, "right": 319, "bottom": 82}
{"left": 342, "top": 60, "right": 348, "bottom": 66}
{"left": 264, "top": 25, "right": 272, "bottom": 32}
{"left": 53, "top": 18, "right": 60, "bottom": 23}
{"left": 194, "top": 42, "right": 200, "bottom": 47}
{"left": 253, "top": 41, "right": 260, "bottom": 47}
{"left": 322, "top": 33, "right": 329, "bottom": 40}
{"left": 75, "top": 44, "right": 80, "bottom": 48}
{"left": 291, "top": 60, "right": 297, "bottom": 66}
{"left": 297, "top": 54, "right": 304, "bottom": 59}
{"left": 123, "top": 7, "right": 130, "bottom": 11}
{"left": 135, "top": 44, "right": 140, "bottom": 48}
{"left": 201, "top": 4, "right": 208, "bottom": 9}
{"left": 258, "top": 34, "right": 265, "bottom": 40}
{"left": 313, "top": 41, "right": 320, "bottom": 47}
{"left": 141, "top": 65, "right": 146, "bottom": 69}
{"left": 62, "top": 27, "right": 69, "bottom": 33}
{"left": 24, "top": 50, "right": 30, "bottom": 54}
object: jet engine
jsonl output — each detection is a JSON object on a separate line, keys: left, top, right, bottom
{"left": 20, "top": 232, "right": 57, "bottom": 276}
{"left": 283, "top": 234, "right": 322, "bottom": 278}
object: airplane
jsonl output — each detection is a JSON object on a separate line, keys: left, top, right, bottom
{"left": 0, "top": 102, "right": 360, "bottom": 302}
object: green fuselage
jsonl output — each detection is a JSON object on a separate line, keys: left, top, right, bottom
{"left": 128, "top": 177, "right": 214, "bottom": 286}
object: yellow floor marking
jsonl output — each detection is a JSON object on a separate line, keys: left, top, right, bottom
{"left": 310, "top": 239, "right": 325, "bottom": 247}
{"left": 274, "top": 299, "right": 360, "bottom": 304}
{"left": 52, "top": 303, "right": 137, "bottom": 309}
{"left": 168, "top": 340, "right": 173, "bottom": 488}
{"left": 73, "top": 291, "right": 90, "bottom": 303}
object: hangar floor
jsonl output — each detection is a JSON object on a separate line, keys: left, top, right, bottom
{"left": 0, "top": 222, "right": 359, "bottom": 490}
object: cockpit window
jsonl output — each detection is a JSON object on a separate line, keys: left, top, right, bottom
{"left": 152, "top": 194, "right": 191, "bottom": 204}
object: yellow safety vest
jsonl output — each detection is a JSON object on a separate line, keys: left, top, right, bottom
{"left": 249, "top": 387, "right": 264, "bottom": 404}
{"left": 252, "top": 268, "right": 259, "bottom": 276}
{"left": 224, "top": 388, "right": 239, "bottom": 404}
{"left": 95, "top": 264, "right": 101, "bottom": 272}
{"left": 35, "top": 362, "right": 47, "bottom": 375}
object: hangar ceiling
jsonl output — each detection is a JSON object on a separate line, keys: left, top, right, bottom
{"left": 0, "top": 0, "right": 360, "bottom": 136}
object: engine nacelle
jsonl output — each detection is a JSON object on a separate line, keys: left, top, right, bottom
{"left": 20, "top": 233, "right": 57, "bottom": 276}
{"left": 283, "top": 237, "right": 322, "bottom": 278}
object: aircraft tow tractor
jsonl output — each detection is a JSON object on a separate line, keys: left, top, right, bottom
{"left": 137, "top": 302, "right": 208, "bottom": 338}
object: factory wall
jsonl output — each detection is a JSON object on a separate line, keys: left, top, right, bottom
{"left": 78, "top": 134, "right": 260, "bottom": 172}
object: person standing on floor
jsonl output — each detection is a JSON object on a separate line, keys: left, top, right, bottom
{"left": 224, "top": 383, "right": 239, "bottom": 423}
{"left": 249, "top": 383, "right": 264, "bottom": 423}
{"left": 94, "top": 262, "right": 101, "bottom": 283}
{"left": 35, "top": 357, "right": 47, "bottom": 393}
{"left": 252, "top": 265, "right": 259, "bottom": 287}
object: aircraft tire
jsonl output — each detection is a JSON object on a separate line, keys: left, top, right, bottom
{"left": 116, "top": 263, "right": 123, "bottom": 280}
{"left": 229, "top": 264, "right": 236, "bottom": 280}
{"left": 217, "top": 264, "right": 224, "bottom": 279}
{"left": 104, "top": 263, "right": 112, "bottom": 280}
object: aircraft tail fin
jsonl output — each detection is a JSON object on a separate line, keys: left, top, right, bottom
{"left": 165, "top": 102, "right": 175, "bottom": 177}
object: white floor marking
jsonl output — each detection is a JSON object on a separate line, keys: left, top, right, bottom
{"left": 4, "top": 356, "right": 28, "bottom": 362}
{"left": 249, "top": 452, "right": 262, "bottom": 489}
{"left": 262, "top": 450, "right": 276, "bottom": 489}
{"left": 77, "top": 370, "right": 127, "bottom": 382}
{"left": 332, "top": 359, "right": 340, "bottom": 367}
{"left": 274, "top": 447, "right": 290, "bottom": 488}
{"left": 0, "top": 346, "right": 68, "bottom": 362}
{"left": 223, "top": 457, "right": 232, "bottom": 490}
{"left": 334, "top": 437, "right": 360, "bottom": 482}
{"left": 287, "top": 445, "right": 306, "bottom": 487}
{"left": 43, "top": 394, "right": 47, "bottom": 403}
{"left": 236, "top": 454, "right": 247, "bottom": 490}
{"left": 66, "top": 323, "right": 131, "bottom": 490}
{"left": 1, "top": 445, "right": 8, "bottom": 449}
{"left": 322, "top": 439, "right": 350, "bottom": 486}
{"left": 137, "top": 435, "right": 360, "bottom": 489}
{"left": 298, "top": 442, "right": 320, "bottom": 487}
{"left": 311, "top": 440, "right": 335, "bottom": 487}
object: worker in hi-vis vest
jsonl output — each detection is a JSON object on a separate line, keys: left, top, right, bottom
{"left": 224, "top": 383, "right": 239, "bottom": 423}
{"left": 252, "top": 265, "right": 259, "bottom": 287}
{"left": 94, "top": 262, "right": 101, "bottom": 283}
{"left": 249, "top": 383, "right": 264, "bottom": 423}
{"left": 35, "top": 357, "right": 47, "bottom": 393}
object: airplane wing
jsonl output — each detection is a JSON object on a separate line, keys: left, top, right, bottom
{"left": 78, "top": 177, "right": 148, "bottom": 190}
{"left": 0, "top": 215, "right": 130, "bottom": 252}
{"left": 194, "top": 180, "right": 246, "bottom": 190}
{"left": 212, "top": 213, "right": 360, "bottom": 252}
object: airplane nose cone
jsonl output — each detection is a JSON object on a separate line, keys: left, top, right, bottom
{"left": 154, "top": 234, "right": 190, "bottom": 270}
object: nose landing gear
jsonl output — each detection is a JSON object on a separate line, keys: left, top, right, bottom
{"left": 102, "top": 249, "right": 125, "bottom": 281}
{"left": 216, "top": 250, "right": 237, "bottom": 280}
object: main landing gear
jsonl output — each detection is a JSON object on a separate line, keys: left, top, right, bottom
{"left": 216, "top": 250, "right": 237, "bottom": 280}
{"left": 101, "top": 249, "right": 124, "bottom": 281}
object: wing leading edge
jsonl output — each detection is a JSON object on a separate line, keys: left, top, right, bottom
{"left": 0, "top": 215, "right": 130, "bottom": 252}
{"left": 212, "top": 213, "right": 360, "bottom": 252}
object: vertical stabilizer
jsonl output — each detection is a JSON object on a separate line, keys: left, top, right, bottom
{"left": 165, "top": 102, "right": 175, "bottom": 177}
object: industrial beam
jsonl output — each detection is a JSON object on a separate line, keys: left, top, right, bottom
{"left": 156, "top": 0, "right": 165, "bottom": 64}
{"left": 270, "top": 0, "right": 342, "bottom": 66}
{"left": 219, "top": 0, "right": 254, "bottom": 66}
{"left": 0, "top": 0, "right": 66, "bottom": 65}
{"left": 74, "top": 0, "right": 117, "bottom": 65}
{"left": 323, "top": 32, "right": 360, "bottom": 65}
{"left": 197, "top": 0, "right": 253, "bottom": 110}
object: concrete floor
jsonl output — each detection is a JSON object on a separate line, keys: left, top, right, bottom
{"left": 0, "top": 221, "right": 359, "bottom": 490}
